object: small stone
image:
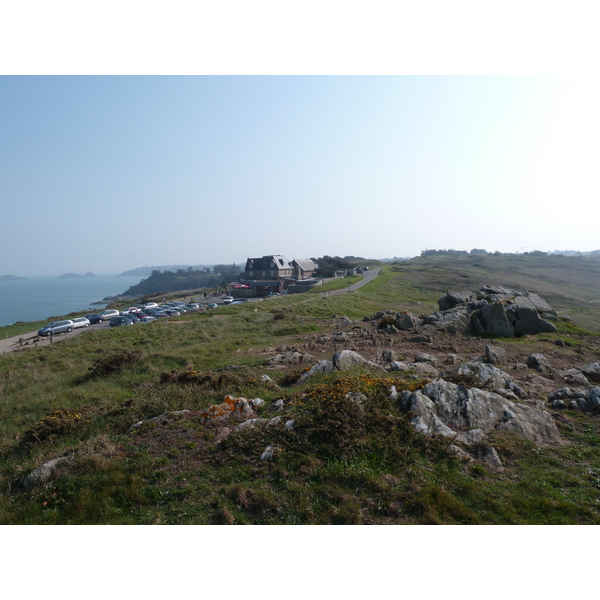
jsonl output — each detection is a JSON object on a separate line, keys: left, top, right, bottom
{"left": 270, "top": 399, "right": 284, "bottom": 411}
{"left": 251, "top": 398, "right": 266, "bottom": 408}
{"left": 476, "top": 446, "right": 503, "bottom": 468}
{"left": 527, "top": 354, "right": 554, "bottom": 376}
{"left": 485, "top": 345, "right": 507, "bottom": 365}
{"left": 214, "top": 427, "right": 231, "bottom": 443}
{"left": 260, "top": 446, "right": 274, "bottom": 461}
{"left": 285, "top": 419, "right": 295, "bottom": 431}
{"left": 554, "top": 339, "right": 566, "bottom": 347}
{"left": 414, "top": 353, "right": 437, "bottom": 364}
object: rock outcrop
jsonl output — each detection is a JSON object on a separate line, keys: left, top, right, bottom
{"left": 400, "top": 379, "right": 562, "bottom": 447}
{"left": 365, "top": 286, "right": 560, "bottom": 339}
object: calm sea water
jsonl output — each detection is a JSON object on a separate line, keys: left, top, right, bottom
{"left": 0, "top": 275, "right": 142, "bottom": 327}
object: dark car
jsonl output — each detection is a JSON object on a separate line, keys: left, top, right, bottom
{"left": 86, "top": 313, "right": 103, "bottom": 325}
{"left": 120, "top": 312, "right": 140, "bottom": 323}
{"left": 109, "top": 316, "right": 134, "bottom": 327}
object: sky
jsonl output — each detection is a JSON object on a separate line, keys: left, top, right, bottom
{"left": 1, "top": 75, "right": 598, "bottom": 276}
{"left": 1, "top": 4, "right": 599, "bottom": 277}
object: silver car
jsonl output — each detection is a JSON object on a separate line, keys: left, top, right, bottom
{"left": 37, "top": 320, "right": 74, "bottom": 336}
{"left": 72, "top": 317, "right": 90, "bottom": 329}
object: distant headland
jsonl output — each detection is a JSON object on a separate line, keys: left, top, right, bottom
{"left": 0, "top": 274, "right": 25, "bottom": 281}
{"left": 58, "top": 272, "right": 95, "bottom": 279}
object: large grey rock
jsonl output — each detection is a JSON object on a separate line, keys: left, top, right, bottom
{"left": 561, "top": 369, "right": 589, "bottom": 387}
{"left": 395, "top": 312, "right": 420, "bottom": 331}
{"left": 400, "top": 379, "right": 561, "bottom": 446}
{"left": 444, "top": 362, "right": 529, "bottom": 399}
{"left": 580, "top": 363, "right": 600, "bottom": 384}
{"left": 475, "top": 303, "right": 515, "bottom": 338}
{"left": 510, "top": 306, "right": 558, "bottom": 336}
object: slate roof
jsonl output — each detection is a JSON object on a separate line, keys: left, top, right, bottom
{"left": 245, "top": 255, "right": 292, "bottom": 271}
{"left": 292, "top": 258, "right": 317, "bottom": 271}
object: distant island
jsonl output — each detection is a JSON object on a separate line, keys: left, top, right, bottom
{"left": 0, "top": 274, "right": 25, "bottom": 281}
{"left": 58, "top": 271, "right": 95, "bottom": 278}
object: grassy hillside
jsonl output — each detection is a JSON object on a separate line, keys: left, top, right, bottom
{"left": 1, "top": 257, "right": 600, "bottom": 524}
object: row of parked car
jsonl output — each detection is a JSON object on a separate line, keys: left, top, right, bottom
{"left": 37, "top": 301, "right": 203, "bottom": 336}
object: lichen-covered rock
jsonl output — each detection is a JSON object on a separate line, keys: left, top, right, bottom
{"left": 332, "top": 350, "right": 385, "bottom": 373}
{"left": 400, "top": 378, "right": 562, "bottom": 447}
{"left": 444, "top": 362, "right": 529, "bottom": 399}
{"left": 390, "top": 361, "right": 439, "bottom": 378}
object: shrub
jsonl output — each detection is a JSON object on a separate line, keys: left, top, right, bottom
{"left": 88, "top": 349, "right": 143, "bottom": 378}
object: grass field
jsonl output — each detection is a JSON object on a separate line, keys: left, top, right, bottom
{"left": 1, "top": 255, "right": 600, "bottom": 524}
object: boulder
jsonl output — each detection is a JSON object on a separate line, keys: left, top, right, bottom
{"left": 390, "top": 361, "right": 439, "bottom": 378}
{"left": 445, "top": 362, "right": 528, "bottom": 399}
{"left": 22, "top": 457, "right": 68, "bottom": 489}
{"left": 485, "top": 345, "right": 507, "bottom": 365}
{"left": 527, "top": 354, "right": 554, "bottom": 377}
{"left": 332, "top": 350, "right": 385, "bottom": 373}
{"left": 473, "top": 303, "right": 515, "bottom": 338}
{"left": 297, "top": 359, "right": 335, "bottom": 384}
{"left": 475, "top": 446, "right": 503, "bottom": 468}
{"left": 414, "top": 353, "right": 437, "bottom": 364}
{"left": 561, "top": 369, "right": 589, "bottom": 387}
{"left": 395, "top": 311, "right": 420, "bottom": 331}
{"left": 582, "top": 387, "right": 600, "bottom": 414}
{"left": 510, "top": 306, "right": 558, "bottom": 336}
{"left": 580, "top": 363, "right": 600, "bottom": 384}
{"left": 400, "top": 379, "right": 562, "bottom": 446}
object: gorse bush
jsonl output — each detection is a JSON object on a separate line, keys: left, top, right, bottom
{"left": 87, "top": 349, "right": 143, "bottom": 378}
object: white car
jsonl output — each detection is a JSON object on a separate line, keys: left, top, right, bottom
{"left": 99, "top": 309, "right": 120, "bottom": 321}
{"left": 72, "top": 317, "right": 90, "bottom": 329}
{"left": 222, "top": 296, "right": 234, "bottom": 304}
{"left": 144, "top": 302, "right": 158, "bottom": 309}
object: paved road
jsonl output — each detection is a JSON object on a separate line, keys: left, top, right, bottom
{"left": 324, "top": 267, "right": 381, "bottom": 294}
{"left": 0, "top": 321, "right": 112, "bottom": 355}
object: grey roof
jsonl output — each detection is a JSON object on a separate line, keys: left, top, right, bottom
{"left": 292, "top": 258, "right": 317, "bottom": 271}
{"left": 245, "top": 255, "right": 292, "bottom": 271}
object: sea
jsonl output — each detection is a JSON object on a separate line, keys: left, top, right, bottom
{"left": 0, "top": 275, "right": 143, "bottom": 328}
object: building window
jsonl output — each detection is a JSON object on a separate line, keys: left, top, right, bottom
{"left": 262, "top": 271, "right": 266, "bottom": 277}
{"left": 249, "top": 271, "right": 253, "bottom": 277}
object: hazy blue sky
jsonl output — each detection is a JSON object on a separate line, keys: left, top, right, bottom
{"left": 1, "top": 75, "right": 598, "bottom": 276}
